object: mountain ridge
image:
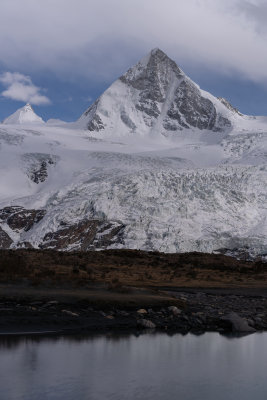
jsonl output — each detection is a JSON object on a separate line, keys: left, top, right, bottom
{"left": 0, "top": 49, "right": 266, "bottom": 259}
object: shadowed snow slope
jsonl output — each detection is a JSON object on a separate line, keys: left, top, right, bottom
{"left": 0, "top": 49, "right": 266, "bottom": 257}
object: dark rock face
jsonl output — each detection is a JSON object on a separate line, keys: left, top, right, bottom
{"left": 31, "top": 160, "right": 50, "bottom": 183}
{"left": 87, "top": 114, "right": 105, "bottom": 132}
{"left": 121, "top": 48, "right": 183, "bottom": 98}
{"left": 167, "top": 80, "right": 222, "bottom": 131}
{"left": 41, "top": 219, "right": 125, "bottom": 251}
{"left": 22, "top": 153, "right": 58, "bottom": 184}
{"left": 0, "top": 206, "right": 46, "bottom": 232}
{"left": 83, "top": 100, "right": 105, "bottom": 132}
{"left": 121, "top": 48, "right": 183, "bottom": 123}
{"left": 0, "top": 227, "right": 13, "bottom": 249}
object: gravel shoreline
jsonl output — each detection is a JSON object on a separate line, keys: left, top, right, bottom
{"left": 1, "top": 287, "right": 267, "bottom": 336}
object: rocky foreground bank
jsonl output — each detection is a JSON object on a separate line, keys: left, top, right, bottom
{"left": 1, "top": 287, "right": 267, "bottom": 336}
{"left": 1, "top": 249, "right": 267, "bottom": 336}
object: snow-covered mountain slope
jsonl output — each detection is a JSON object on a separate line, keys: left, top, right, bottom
{"left": 76, "top": 48, "right": 236, "bottom": 137}
{"left": 2, "top": 103, "right": 44, "bottom": 125}
{"left": 0, "top": 49, "right": 266, "bottom": 258}
{"left": 0, "top": 121, "right": 266, "bottom": 257}
{"left": 46, "top": 118, "right": 67, "bottom": 126}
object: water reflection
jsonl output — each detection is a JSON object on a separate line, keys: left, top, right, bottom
{"left": 0, "top": 332, "right": 266, "bottom": 400}
{"left": 0, "top": 330, "right": 251, "bottom": 349}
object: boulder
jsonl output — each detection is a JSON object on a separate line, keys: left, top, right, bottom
{"left": 168, "top": 306, "right": 182, "bottom": 316}
{"left": 61, "top": 310, "right": 79, "bottom": 317}
{"left": 137, "top": 309, "right": 148, "bottom": 315}
{"left": 222, "top": 312, "right": 256, "bottom": 333}
{"left": 137, "top": 319, "right": 156, "bottom": 329}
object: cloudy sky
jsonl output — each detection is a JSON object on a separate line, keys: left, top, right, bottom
{"left": 0, "top": 0, "right": 267, "bottom": 121}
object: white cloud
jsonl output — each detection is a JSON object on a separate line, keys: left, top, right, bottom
{"left": 0, "top": 72, "right": 31, "bottom": 86}
{"left": 0, "top": 72, "right": 50, "bottom": 105}
{"left": 0, "top": 0, "right": 267, "bottom": 84}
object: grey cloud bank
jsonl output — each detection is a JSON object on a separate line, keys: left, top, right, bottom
{"left": 0, "top": 0, "right": 267, "bottom": 84}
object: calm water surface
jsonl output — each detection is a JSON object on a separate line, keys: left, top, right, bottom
{"left": 0, "top": 332, "right": 267, "bottom": 400}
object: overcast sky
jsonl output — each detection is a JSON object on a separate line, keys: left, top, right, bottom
{"left": 1, "top": 0, "right": 267, "bottom": 121}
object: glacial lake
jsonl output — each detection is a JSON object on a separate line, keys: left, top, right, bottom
{"left": 1, "top": 332, "right": 267, "bottom": 400}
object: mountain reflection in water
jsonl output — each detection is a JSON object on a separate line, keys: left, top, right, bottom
{"left": 0, "top": 332, "right": 266, "bottom": 400}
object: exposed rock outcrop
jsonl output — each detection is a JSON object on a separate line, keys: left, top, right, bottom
{"left": 22, "top": 153, "right": 58, "bottom": 184}
{"left": 41, "top": 219, "right": 125, "bottom": 251}
{"left": 0, "top": 205, "right": 125, "bottom": 251}
{"left": 0, "top": 206, "right": 46, "bottom": 232}
{"left": 0, "top": 227, "right": 13, "bottom": 249}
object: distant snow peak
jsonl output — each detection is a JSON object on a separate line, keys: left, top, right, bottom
{"left": 78, "top": 48, "right": 234, "bottom": 136}
{"left": 2, "top": 103, "right": 44, "bottom": 125}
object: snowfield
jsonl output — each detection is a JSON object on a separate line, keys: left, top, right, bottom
{"left": 0, "top": 122, "right": 266, "bottom": 256}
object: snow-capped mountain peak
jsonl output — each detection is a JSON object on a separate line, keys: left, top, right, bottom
{"left": 2, "top": 103, "right": 44, "bottom": 125}
{"left": 77, "top": 48, "right": 236, "bottom": 136}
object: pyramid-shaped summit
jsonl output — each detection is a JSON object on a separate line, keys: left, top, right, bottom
{"left": 78, "top": 48, "right": 235, "bottom": 136}
{"left": 3, "top": 103, "right": 44, "bottom": 125}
